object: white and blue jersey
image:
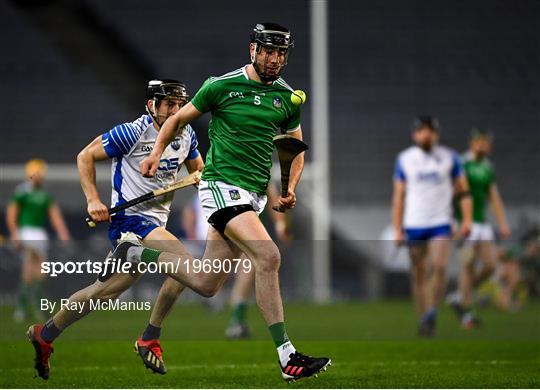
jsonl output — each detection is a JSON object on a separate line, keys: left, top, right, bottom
{"left": 101, "top": 114, "right": 199, "bottom": 242}
{"left": 394, "top": 145, "right": 462, "bottom": 235}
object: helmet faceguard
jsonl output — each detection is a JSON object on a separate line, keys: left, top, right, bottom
{"left": 250, "top": 23, "right": 294, "bottom": 83}
{"left": 146, "top": 79, "right": 188, "bottom": 127}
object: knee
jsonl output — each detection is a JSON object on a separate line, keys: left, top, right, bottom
{"left": 162, "top": 279, "right": 184, "bottom": 298}
{"left": 433, "top": 263, "right": 447, "bottom": 277}
{"left": 197, "top": 283, "right": 220, "bottom": 298}
{"left": 255, "top": 246, "right": 281, "bottom": 273}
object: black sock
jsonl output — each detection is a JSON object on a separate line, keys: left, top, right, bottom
{"left": 142, "top": 323, "right": 161, "bottom": 341}
{"left": 41, "top": 318, "right": 62, "bottom": 343}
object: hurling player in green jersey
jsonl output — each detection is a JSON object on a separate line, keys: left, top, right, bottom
{"left": 6, "top": 159, "right": 71, "bottom": 323}
{"left": 450, "top": 129, "right": 511, "bottom": 328}
{"left": 140, "top": 23, "right": 330, "bottom": 381}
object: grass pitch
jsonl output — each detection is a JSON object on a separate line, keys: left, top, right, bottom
{"left": 0, "top": 301, "right": 538, "bottom": 388}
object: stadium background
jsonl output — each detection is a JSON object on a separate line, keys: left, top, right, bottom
{"left": 1, "top": 0, "right": 538, "bottom": 299}
{"left": 0, "top": 0, "right": 538, "bottom": 387}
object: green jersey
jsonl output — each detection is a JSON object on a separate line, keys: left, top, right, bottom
{"left": 456, "top": 151, "right": 495, "bottom": 222}
{"left": 10, "top": 182, "right": 53, "bottom": 228}
{"left": 191, "top": 66, "right": 301, "bottom": 195}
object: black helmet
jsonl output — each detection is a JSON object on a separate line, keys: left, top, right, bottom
{"left": 250, "top": 22, "right": 294, "bottom": 50}
{"left": 412, "top": 115, "right": 440, "bottom": 132}
{"left": 146, "top": 79, "right": 188, "bottom": 102}
{"left": 146, "top": 79, "right": 188, "bottom": 128}
{"left": 250, "top": 23, "right": 293, "bottom": 82}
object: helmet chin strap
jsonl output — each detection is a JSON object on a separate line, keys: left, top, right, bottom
{"left": 146, "top": 99, "right": 164, "bottom": 129}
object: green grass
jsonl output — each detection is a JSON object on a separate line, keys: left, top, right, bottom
{"left": 0, "top": 301, "right": 539, "bottom": 388}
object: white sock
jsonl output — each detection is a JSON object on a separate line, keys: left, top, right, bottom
{"left": 277, "top": 341, "right": 296, "bottom": 367}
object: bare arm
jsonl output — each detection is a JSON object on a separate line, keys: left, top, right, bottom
{"left": 489, "top": 184, "right": 511, "bottom": 238}
{"left": 277, "top": 127, "right": 305, "bottom": 210}
{"left": 285, "top": 127, "right": 305, "bottom": 193}
{"left": 454, "top": 174, "right": 473, "bottom": 237}
{"left": 391, "top": 180, "right": 406, "bottom": 243}
{"left": 141, "top": 103, "right": 203, "bottom": 177}
{"left": 184, "top": 155, "right": 204, "bottom": 174}
{"left": 6, "top": 202, "right": 20, "bottom": 245}
{"left": 48, "top": 204, "right": 71, "bottom": 241}
{"left": 181, "top": 206, "right": 197, "bottom": 240}
{"left": 77, "top": 136, "right": 110, "bottom": 223}
{"left": 266, "top": 182, "right": 291, "bottom": 242}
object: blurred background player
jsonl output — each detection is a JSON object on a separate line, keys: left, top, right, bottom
{"left": 140, "top": 22, "right": 331, "bottom": 381}
{"left": 26, "top": 80, "right": 203, "bottom": 379}
{"left": 6, "top": 159, "right": 71, "bottom": 322}
{"left": 392, "top": 116, "right": 472, "bottom": 337}
{"left": 449, "top": 129, "right": 511, "bottom": 328}
{"left": 490, "top": 220, "right": 539, "bottom": 311}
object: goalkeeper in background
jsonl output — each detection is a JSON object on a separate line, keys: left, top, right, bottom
{"left": 6, "top": 159, "right": 71, "bottom": 322}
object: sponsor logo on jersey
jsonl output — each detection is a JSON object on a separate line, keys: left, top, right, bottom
{"left": 158, "top": 158, "right": 180, "bottom": 171}
{"left": 229, "top": 91, "right": 245, "bottom": 99}
{"left": 141, "top": 145, "right": 153, "bottom": 153}
{"left": 273, "top": 97, "right": 282, "bottom": 108}
{"left": 417, "top": 171, "right": 441, "bottom": 182}
{"left": 229, "top": 190, "right": 241, "bottom": 200}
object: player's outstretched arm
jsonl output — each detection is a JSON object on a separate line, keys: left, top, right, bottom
{"left": 77, "top": 136, "right": 110, "bottom": 223}
{"left": 278, "top": 127, "right": 305, "bottom": 210}
{"left": 141, "top": 103, "right": 203, "bottom": 178}
{"left": 489, "top": 184, "right": 511, "bottom": 238}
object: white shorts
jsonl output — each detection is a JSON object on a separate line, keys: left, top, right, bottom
{"left": 465, "top": 222, "right": 495, "bottom": 243}
{"left": 198, "top": 180, "right": 267, "bottom": 221}
{"left": 19, "top": 227, "right": 49, "bottom": 256}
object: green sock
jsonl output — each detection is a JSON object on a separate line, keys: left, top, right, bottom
{"left": 31, "top": 280, "right": 44, "bottom": 307}
{"left": 268, "top": 322, "right": 290, "bottom": 348}
{"left": 229, "top": 302, "right": 248, "bottom": 325}
{"left": 140, "top": 248, "right": 162, "bottom": 263}
{"left": 17, "top": 284, "right": 30, "bottom": 313}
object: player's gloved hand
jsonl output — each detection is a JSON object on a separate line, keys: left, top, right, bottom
{"left": 87, "top": 199, "right": 111, "bottom": 223}
{"left": 278, "top": 190, "right": 296, "bottom": 210}
{"left": 140, "top": 154, "right": 160, "bottom": 178}
{"left": 499, "top": 224, "right": 511, "bottom": 239}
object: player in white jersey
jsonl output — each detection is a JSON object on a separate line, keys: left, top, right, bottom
{"left": 27, "top": 80, "right": 204, "bottom": 380}
{"left": 392, "top": 116, "right": 472, "bottom": 337}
